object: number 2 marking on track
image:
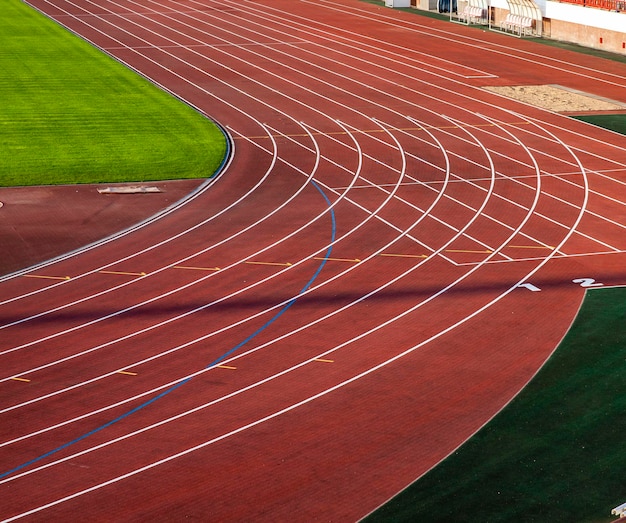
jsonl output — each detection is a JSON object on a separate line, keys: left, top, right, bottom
{"left": 572, "top": 278, "right": 603, "bottom": 288}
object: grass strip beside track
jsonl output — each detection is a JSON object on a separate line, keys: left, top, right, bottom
{"left": 366, "top": 286, "right": 626, "bottom": 522}
{"left": 1, "top": 0, "right": 226, "bottom": 187}
{"left": 573, "top": 114, "right": 626, "bottom": 137}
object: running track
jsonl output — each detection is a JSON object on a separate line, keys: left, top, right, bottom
{"left": 2, "top": 0, "right": 626, "bottom": 520}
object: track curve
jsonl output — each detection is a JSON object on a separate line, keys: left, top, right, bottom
{"left": 1, "top": 0, "right": 625, "bottom": 520}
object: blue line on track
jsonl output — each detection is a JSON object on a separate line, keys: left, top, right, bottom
{"left": 0, "top": 179, "right": 336, "bottom": 480}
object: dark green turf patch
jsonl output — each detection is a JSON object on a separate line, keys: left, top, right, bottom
{"left": 366, "top": 286, "right": 626, "bottom": 522}
{"left": 0, "top": 0, "right": 226, "bottom": 187}
{"left": 573, "top": 114, "right": 626, "bottom": 136}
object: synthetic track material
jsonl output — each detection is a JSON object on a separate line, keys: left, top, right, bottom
{"left": 1, "top": 0, "right": 625, "bottom": 520}
{"left": 0, "top": 180, "right": 204, "bottom": 276}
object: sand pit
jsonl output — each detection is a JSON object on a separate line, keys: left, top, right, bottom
{"left": 483, "top": 84, "right": 626, "bottom": 113}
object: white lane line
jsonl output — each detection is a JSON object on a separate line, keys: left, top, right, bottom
{"left": 0, "top": 5, "right": 596, "bottom": 520}
{"left": 1, "top": 114, "right": 450, "bottom": 441}
{"left": 309, "top": 0, "right": 626, "bottom": 87}
{"left": 2, "top": 0, "right": 588, "bottom": 414}
{"left": 2, "top": 0, "right": 576, "bottom": 406}
{"left": 0, "top": 117, "right": 393, "bottom": 403}
{"left": 3, "top": 0, "right": 600, "bottom": 312}
{"left": 207, "top": 0, "right": 624, "bottom": 231}
{"left": 165, "top": 0, "right": 598, "bottom": 254}
{"left": 0, "top": 116, "right": 541, "bottom": 518}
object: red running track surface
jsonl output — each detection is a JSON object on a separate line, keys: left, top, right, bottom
{"left": 1, "top": 0, "right": 626, "bottom": 520}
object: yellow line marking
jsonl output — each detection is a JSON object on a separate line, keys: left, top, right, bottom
{"left": 380, "top": 253, "right": 428, "bottom": 259}
{"left": 11, "top": 377, "right": 31, "bottom": 382}
{"left": 99, "top": 270, "right": 146, "bottom": 277}
{"left": 314, "top": 358, "right": 334, "bottom": 363}
{"left": 445, "top": 249, "right": 492, "bottom": 254}
{"left": 245, "top": 261, "right": 292, "bottom": 267}
{"left": 217, "top": 365, "right": 237, "bottom": 370}
{"left": 508, "top": 245, "right": 555, "bottom": 250}
{"left": 117, "top": 371, "right": 138, "bottom": 376}
{"left": 24, "top": 274, "right": 70, "bottom": 281}
{"left": 314, "top": 257, "right": 361, "bottom": 263}
{"left": 173, "top": 265, "right": 221, "bottom": 271}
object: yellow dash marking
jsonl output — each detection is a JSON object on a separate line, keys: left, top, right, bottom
{"left": 314, "top": 257, "right": 361, "bottom": 263}
{"left": 99, "top": 270, "right": 146, "bottom": 277}
{"left": 118, "top": 371, "right": 138, "bottom": 376}
{"left": 245, "top": 261, "right": 292, "bottom": 267}
{"left": 314, "top": 358, "right": 334, "bottom": 363}
{"left": 173, "top": 265, "right": 221, "bottom": 271}
{"left": 508, "top": 245, "right": 555, "bottom": 250}
{"left": 24, "top": 274, "right": 70, "bottom": 281}
{"left": 11, "top": 377, "right": 31, "bottom": 382}
{"left": 217, "top": 365, "right": 237, "bottom": 370}
{"left": 380, "top": 253, "right": 428, "bottom": 259}
{"left": 445, "top": 249, "right": 492, "bottom": 254}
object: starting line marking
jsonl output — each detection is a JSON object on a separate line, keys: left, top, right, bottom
{"left": 11, "top": 377, "right": 31, "bottom": 382}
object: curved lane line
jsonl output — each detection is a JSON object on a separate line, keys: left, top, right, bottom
{"left": 1, "top": 117, "right": 570, "bottom": 521}
{"left": 0, "top": 118, "right": 361, "bottom": 380}
{"left": 1, "top": 0, "right": 579, "bottom": 316}
{"left": 7, "top": 111, "right": 590, "bottom": 520}
{"left": 0, "top": 4, "right": 600, "bottom": 520}
{"left": 1, "top": 117, "right": 400, "bottom": 411}
{"left": 1, "top": 115, "right": 449, "bottom": 450}
{"left": 200, "top": 0, "right": 625, "bottom": 222}
{"left": 2, "top": 0, "right": 580, "bottom": 430}
{"left": 155, "top": 0, "right": 583, "bottom": 256}
{"left": 0, "top": 158, "right": 338, "bottom": 483}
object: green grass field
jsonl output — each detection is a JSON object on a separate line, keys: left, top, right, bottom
{"left": 0, "top": 0, "right": 226, "bottom": 187}
{"left": 366, "top": 286, "right": 626, "bottom": 522}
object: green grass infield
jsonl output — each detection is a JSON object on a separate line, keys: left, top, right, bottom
{"left": 366, "top": 286, "right": 626, "bottom": 522}
{"left": 1, "top": 0, "right": 226, "bottom": 187}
